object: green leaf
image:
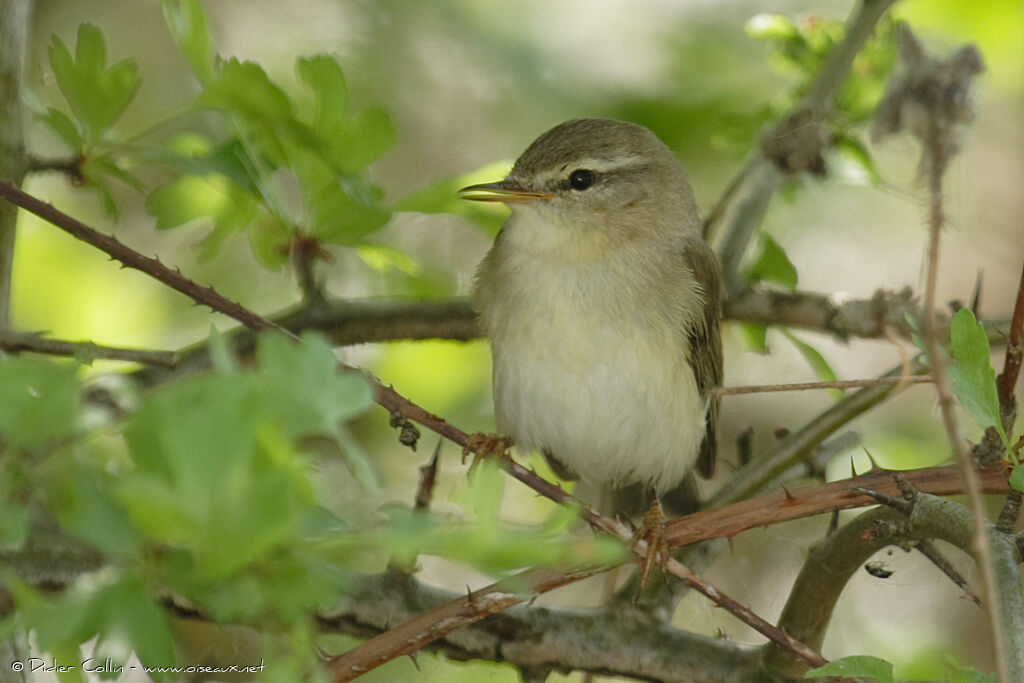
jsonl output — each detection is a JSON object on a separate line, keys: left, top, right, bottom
{"left": 255, "top": 333, "right": 375, "bottom": 429}
{"left": 38, "top": 107, "right": 84, "bottom": 150}
{"left": 89, "top": 577, "right": 177, "bottom": 672}
{"left": 82, "top": 155, "right": 146, "bottom": 193}
{"left": 195, "top": 58, "right": 321, "bottom": 162}
{"left": 161, "top": 0, "right": 216, "bottom": 85}
{"left": 296, "top": 55, "right": 349, "bottom": 139}
{"left": 738, "top": 322, "right": 769, "bottom": 354}
{"left": 805, "top": 655, "right": 894, "bottom": 683}
{"left": 0, "top": 355, "right": 80, "bottom": 451}
{"left": 1009, "top": 467, "right": 1024, "bottom": 493}
{"left": 296, "top": 55, "right": 395, "bottom": 172}
{"left": 306, "top": 180, "right": 390, "bottom": 246}
{"left": 207, "top": 324, "right": 238, "bottom": 374}
{"left": 49, "top": 466, "right": 141, "bottom": 557}
{"left": 948, "top": 308, "right": 1009, "bottom": 446}
{"left": 834, "top": 134, "right": 883, "bottom": 186}
{"left": 745, "top": 234, "right": 798, "bottom": 290}
{"left": 119, "top": 374, "right": 314, "bottom": 577}
{"left": 395, "top": 162, "right": 513, "bottom": 237}
{"left": 145, "top": 174, "right": 262, "bottom": 259}
{"left": 745, "top": 13, "right": 800, "bottom": 41}
{"left": 782, "top": 330, "right": 841, "bottom": 400}
{"left": 48, "top": 24, "right": 140, "bottom": 141}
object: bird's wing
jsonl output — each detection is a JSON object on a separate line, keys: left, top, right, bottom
{"left": 683, "top": 241, "right": 724, "bottom": 479}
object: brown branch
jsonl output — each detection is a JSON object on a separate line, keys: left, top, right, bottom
{"left": 132, "top": 290, "right": 1012, "bottom": 390}
{"left": 26, "top": 155, "right": 84, "bottom": 179}
{"left": 0, "top": 179, "right": 284, "bottom": 335}
{"left": 713, "top": 375, "right": 933, "bottom": 396}
{"left": 0, "top": 328, "right": 179, "bottom": 367}
{"left": 871, "top": 25, "right": 1007, "bottom": 681}
{"left": 997, "top": 259, "right": 1024, "bottom": 411}
{"left": 0, "top": 179, "right": 811, "bottom": 678}
{"left": 327, "top": 464, "right": 1009, "bottom": 681}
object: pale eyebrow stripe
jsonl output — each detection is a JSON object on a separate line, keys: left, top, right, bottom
{"left": 537, "top": 155, "right": 649, "bottom": 184}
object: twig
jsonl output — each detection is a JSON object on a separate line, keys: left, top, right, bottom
{"left": 26, "top": 155, "right": 84, "bottom": 180}
{"left": 915, "top": 539, "right": 983, "bottom": 606}
{"left": 327, "top": 464, "right": 1009, "bottom": 681}
{"left": 414, "top": 441, "right": 441, "bottom": 511}
{"left": 0, "top": 180, "right": 284, "bottom": 335}
{"left": 708, "top": 361, "right": 923, "bottom": 507}
{"left": 997, "top": 259, "right": 1024, "bottom": 411}
{"left": 713, "top": 375, "right": 933, "bottom": 396}
{"left": 0, "top": 179, "right": 828, "bottom": 677}
{"left": 0, "top": 328, "right": 179, "bottom": 367}
{"left": 718, "top": 0, "right": 898, "bottom": 287}
{"left": 871, "top": 25, "right": 1006, "bottom": 681}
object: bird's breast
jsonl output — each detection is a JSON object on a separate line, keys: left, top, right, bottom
{"left": 476, "top": 244, "right": 707, "bottom": 491}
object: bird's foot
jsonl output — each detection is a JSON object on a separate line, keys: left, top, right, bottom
{"left": 630, "top": 496, "right": 670, "bottom": 590}
{"left": 462, "top": 433, "right": 513, "bottom": 473}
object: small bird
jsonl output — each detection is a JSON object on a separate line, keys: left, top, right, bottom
{"left": 462, "top": 118, "right": 722, "bottom": 528}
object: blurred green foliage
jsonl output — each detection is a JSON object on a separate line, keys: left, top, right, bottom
{"left": 2, "top": 0, "right": 1019, "bottom": 679}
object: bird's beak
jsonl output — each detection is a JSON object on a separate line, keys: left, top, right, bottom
{"left": 459, "top": 179, "right": 553, "bottom": 203}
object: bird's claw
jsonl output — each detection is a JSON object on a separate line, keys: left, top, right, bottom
{"left": 462, "top": 433, "right": 512, "bottom": 474}
{"left": 631, "top": 496, "right": 670, "bottom": 589}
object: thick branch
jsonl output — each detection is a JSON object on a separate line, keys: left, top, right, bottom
{"left": 321, "top": 571, "right": 767, "bottom": 683}
{"left": 0, "top": 0, "right": 30, "bottom": 328}
{"left": 130, "top": 289, "right": 1011, "bottom": 389}
{"left": 0, "top": 328, "right": 179, "bottom": 367}
{"left": 766, "top": 490, "right": 1021, "bottom": 679}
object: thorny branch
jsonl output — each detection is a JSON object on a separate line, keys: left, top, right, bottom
{"left": 0, "top": 178, "right": 830, "bottom": 680}
{"left": 870, "top": 24, "right": 1014, "bottom": 682}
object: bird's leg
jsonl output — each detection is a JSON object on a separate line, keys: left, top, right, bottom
{"left": 630, "top": 491, "right": 670, "bottom": 590}
{"left": 462, "top": 433, "right": 513, "bottom": 473}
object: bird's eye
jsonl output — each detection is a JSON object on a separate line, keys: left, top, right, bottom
{"left": 568, "top": 169, "right": 595, "bottom": 191}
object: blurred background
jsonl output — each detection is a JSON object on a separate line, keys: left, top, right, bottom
{"left": 12, "top": 0, "right": 1024, "bottom": 680}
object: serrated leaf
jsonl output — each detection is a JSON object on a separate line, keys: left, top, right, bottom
{"left": 296, "top": 55, "right": 349, "bottom": 136}
{"left": 196, "top": 58, "right": 321, "bottom": 161}
{"left": 255, "top": 332, "right": 375, "bottom": 433}
{"left": 119, "top": 372, "right": 316, "bottom": 577}
{"left": 48, "top": 24, "right": 140, "bottom": 141}
{"left": 161, "top": 0, "right": 216, "bottom": 85}
{"left": 0, "top": 355, "right": 80, "bottom": 451}
{"left": 948, "top": 309, "right": 1009, "bottom": 446}
{"left": 746, "top": 234, "right": 798, "bottom": 290}
{"left": 296, "top": 55, "right": 394, "bottom": 172}
{"left": 38, "top": 107, "right": 84, "bottom": 150}
{"left": 805, "top": 655, "right": 893, "bottom": 683}
{"left": 306, "top": 180, "right": 390, "bottom": 245}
